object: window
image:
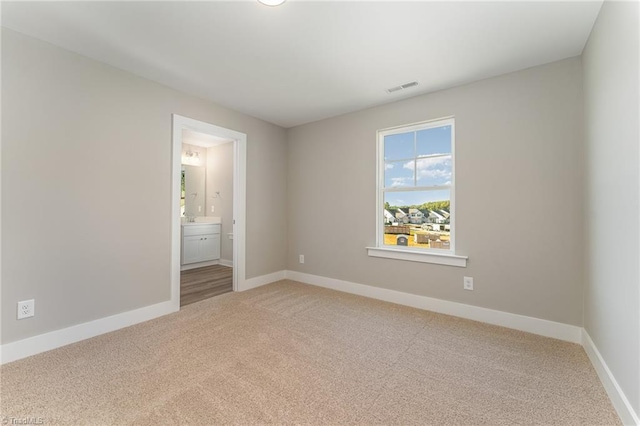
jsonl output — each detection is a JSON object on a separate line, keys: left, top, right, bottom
{"left": 367, "top": 117, "right": 467, "bottom": 267}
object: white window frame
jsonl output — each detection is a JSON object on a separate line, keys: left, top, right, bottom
{"left": 367, "top": 116, "right": 467, "bottom": 267}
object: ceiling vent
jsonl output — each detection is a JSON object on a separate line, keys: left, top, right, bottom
{"left": 386, "top": 81, "right": 419, "bottom": 93}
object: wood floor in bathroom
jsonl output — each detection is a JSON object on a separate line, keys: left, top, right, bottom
{"left": 180, "top": 264, "right": 233, "bottom": 307}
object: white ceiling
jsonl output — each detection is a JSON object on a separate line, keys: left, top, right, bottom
{"left": 1, "top": 1, "right": 602, "bottom": 128}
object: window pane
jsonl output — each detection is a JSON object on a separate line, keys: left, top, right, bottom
{"left": 415, "top": 155, "right": 452, "bottom": 187}
{"left": 416, "top": 125, "right": 451, "bottom": 157}
{"left": 384, "top": 132, "right": 414, "bottom": 160}
{"left": 384, "top": 160, "right": 414, "bottom": 188}
{"left": 383, "top": 190, "right": 451, "bottom": 250}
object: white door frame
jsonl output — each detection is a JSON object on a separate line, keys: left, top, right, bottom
{"left": 171, "top": 114, "right": 247, "bottom": 310}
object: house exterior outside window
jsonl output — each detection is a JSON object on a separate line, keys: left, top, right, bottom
{"left": 367, "top": 117, "right": 467, "bottom": 267}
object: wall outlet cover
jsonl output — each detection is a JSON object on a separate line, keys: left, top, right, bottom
{"left": 463, "top": 276, "right": 474, "bottom": 291}
{"left": 17, "top": 299, "right": 35, "bottom": 319}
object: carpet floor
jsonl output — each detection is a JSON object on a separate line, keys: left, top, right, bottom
{"left": 0, "top": 280, "right": 620, "bottom": 425}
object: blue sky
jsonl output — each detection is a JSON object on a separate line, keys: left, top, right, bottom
{"left": 384, "top": 125, "right": 452, "bottom": 190}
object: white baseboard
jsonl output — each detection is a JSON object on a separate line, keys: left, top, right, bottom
{"left": 0, "top": 300, "right": 177, "bottom": 365}
{"left": 220, "top": 259, "right": 233, "bottom": 267}
{"left": 239, "top": 270, "right": 286, "bottom": 292}
{"left": 582, "top": 330, "right": 640, "bottom": 425}
{"left": 285, "top": 270, "right": 582, "bottom": 343}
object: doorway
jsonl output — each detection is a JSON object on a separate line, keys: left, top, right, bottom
{"left": 171, "top": 115, "right": 247, "bottom": 310}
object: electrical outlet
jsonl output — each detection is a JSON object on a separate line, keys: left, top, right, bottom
{"left": 211, "top": 206, "right": 215, "bottom": 213}
{"left": 299, "top": 254, "right": 305, "bottom": 264}
{"left": 17, "top": 299, "right": 35, "bottom": 319}
{"left": 198, "top": 205, "right": 202, "bottom": 212}
{"left": 463, "top": 276, "right": 474, "bottom": 291}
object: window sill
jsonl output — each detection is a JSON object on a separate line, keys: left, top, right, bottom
{"left": 366, "top": 247, "right": 468, "bottom": 267}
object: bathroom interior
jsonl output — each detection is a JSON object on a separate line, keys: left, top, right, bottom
{"left": 180, "top": 129, "right": 234, "bottom": 306}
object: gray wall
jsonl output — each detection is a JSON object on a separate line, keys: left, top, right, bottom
{"left": 1, "top": 29, "right": 288, "bottom": 344}
{"left": 287, "top": 58, "right": 585, "bottom": 326}
{"left": 206, "top": 142, "right": 234, "bottom": 262}
{"left": 583, "top": 0, "right": 640, "bottom": 417}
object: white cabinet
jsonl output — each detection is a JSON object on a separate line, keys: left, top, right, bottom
{"left": 181, "top": 224, "right": 221, "bottom": 265}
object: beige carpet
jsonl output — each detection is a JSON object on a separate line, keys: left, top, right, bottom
{"left": 0, "top": 280, "right": 620, "bottom": 425}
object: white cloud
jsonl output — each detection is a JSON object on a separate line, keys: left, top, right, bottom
{"left": 420, "top": 169, "right": 450, "bottom": 179}
{"left": 385, "top": 163, "right": 394, "bottom": 170}
{"left": 404, "top": 156, "right": 450, "bottom": 170}
{"left": 404, "top": 156, "right": 452, "bottom": 182}
{"left": 390, "top": 177, "right": 412, "bottom": 187}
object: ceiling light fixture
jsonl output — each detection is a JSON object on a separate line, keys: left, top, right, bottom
{"left": 258, "top": 0, "right": 286, "bottom": 6}
{"left": 184, "top": 150, "right": 201, "bottom": 165}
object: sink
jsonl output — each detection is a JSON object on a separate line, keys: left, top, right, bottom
{"left": 182, "top": 216, "right": 221, "bottom": 225}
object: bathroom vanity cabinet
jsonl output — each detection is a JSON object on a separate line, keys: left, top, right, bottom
{"left": 181, "top": 223, "right": 221, "bottom": 265}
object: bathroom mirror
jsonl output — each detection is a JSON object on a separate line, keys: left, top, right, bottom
{"left": 182, "top": 164, "right": 206, "bottom": 218}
